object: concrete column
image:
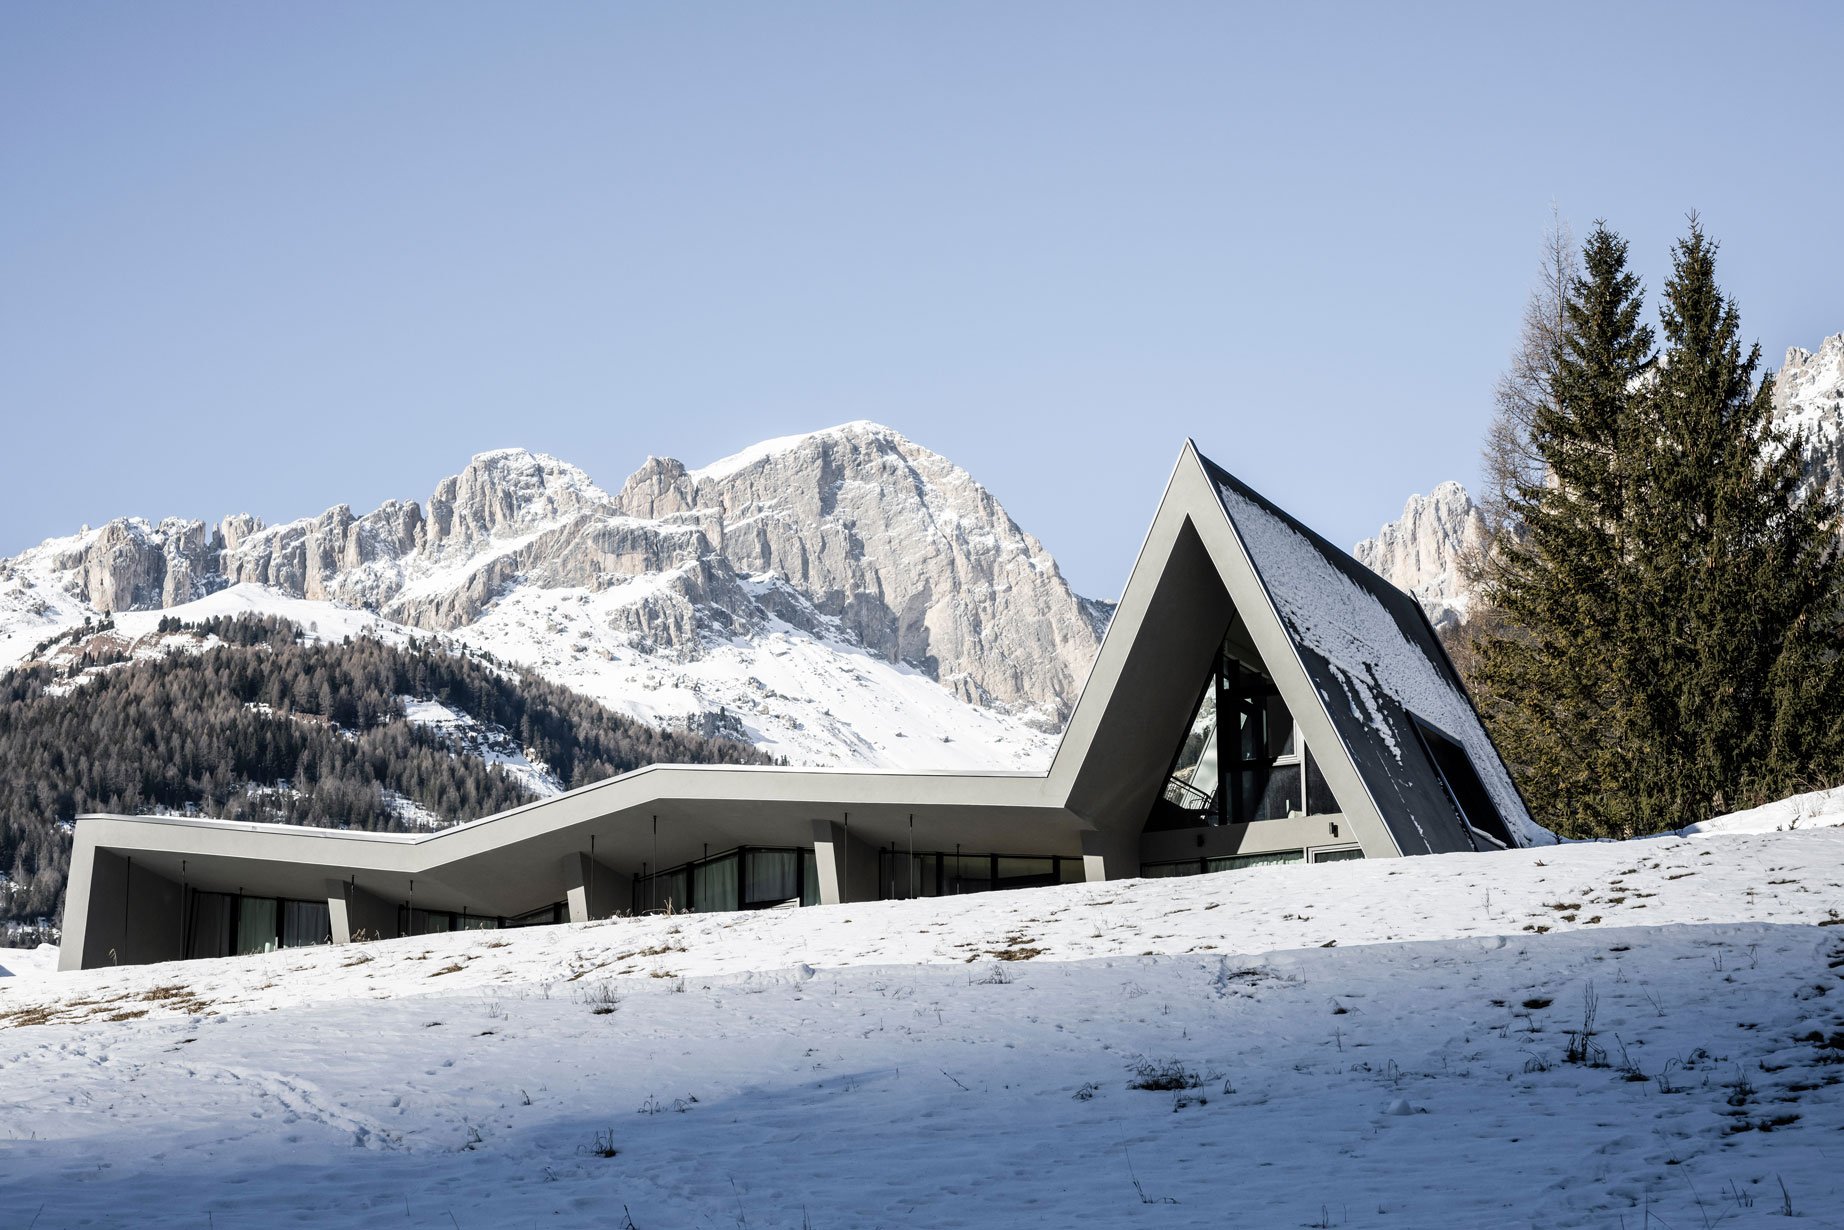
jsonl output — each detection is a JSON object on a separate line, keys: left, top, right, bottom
{"left": 1081, "top": 829, "right": 1141, "bottom": 883}
{"left": 70, "top": 849, "right": 184, "bottom": 969}
{"left": 810, "top": 818, "right": 878, "bottom": 905}
{"left": 326, "top": 878, "right": 398, "bottom": 944}
{"left": 562, "top": 852, "right": 631, "bottom": 923}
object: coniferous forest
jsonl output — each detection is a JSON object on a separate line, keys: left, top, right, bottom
{"left": 0, "top": 615, "right": 767, "bottom": 929}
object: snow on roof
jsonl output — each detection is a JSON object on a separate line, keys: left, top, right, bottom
{"left": 1210, "top": 469, "right": 1549, "bottom": 848}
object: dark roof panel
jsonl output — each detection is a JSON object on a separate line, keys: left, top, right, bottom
{"left": 1196, "top": 451, "right": 1542, "bottom": 851}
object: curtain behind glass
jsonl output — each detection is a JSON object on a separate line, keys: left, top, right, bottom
{"left": 281, "top": 900, "right": 330, "bottom": 948}
{"left": 188, "top": 892, "right": 233, "bottom": 959}
{"left": 801, "top": 850, "right": 819, "bottom": 906}
{"left": 236, "top": 898, "right": 277, "bottom": 955}
{"left": 693, "top": 855, "right": 738, "bottom": 912}
{"left": 745, "top": 850, "right": 799, "bottom": 904}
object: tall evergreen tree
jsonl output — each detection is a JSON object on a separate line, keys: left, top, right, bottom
{"left": 1472, "top": 223, "right": 1655, "bottom": 837}
{"left": 1472, "top": 218, "right": 1844, "bottom": 837}
{"left": 1622, "top": 219, "right": 1844, "bottom": 821}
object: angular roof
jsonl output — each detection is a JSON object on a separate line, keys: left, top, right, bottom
{"left": 1200, "top": 454, "right": 1541, "bottom": 853}
{"left": 1047, "top": 441, "right": 1542, "bottom": 859}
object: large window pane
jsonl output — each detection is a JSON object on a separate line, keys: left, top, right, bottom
{"left": 693, "top": 854, "right": 738, "bottom": 913}
{"left": 642, "top": 869, "right": 688, "bottom": 913}
{"left": 801, "top": 849, "right": 819, "bottom": 907}
{"left": 1304, "top": 747, "right": 1339, "bottom": 816}
{"left": 281, "top": 900, "right": 330, "bottom": 948}
{"left": 1141, "top": 860, "right": 1201, "bottom": 879}
{"left": 188, "top": 891, "right": 234, "bottom": 959}
{"left": 1311, "top": 847, "right": 1365, "bottom": 863}
{"left": 1169, "top": 674, "right": 1219, "bottom": 793}
{"left": 745, "top": 850, "right": 800, "bottom": 904}
{"left": 1410, "top": 715, "right": 1514, "bottom": 847}
{"left": 236, "top": 897, "right": 277, "bottom": 955}
{"left": 1256, "top": 762, "right": 1302, "bottom": 820}
{"left": 994, "top": 857, "right": 1055, "bottom": 885}
{"left": 944, "top": 855, "right": 991, "bottom": 894}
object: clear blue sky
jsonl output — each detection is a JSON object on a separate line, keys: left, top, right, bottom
{"left": 3, "top": 2, "right": 1839, "bottom": 599}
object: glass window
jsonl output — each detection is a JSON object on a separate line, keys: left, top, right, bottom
{"left": 236, "top": 897, "right": 277, "bottom": 955}
{"left": 1304, "top": 747, "right": 1339, "bottom": 816}
{"left": 505, "top": 902, "right": 564, "bottom": 928}
{"left": 281, "top": 900, "right": 330, "bottom": 948}
{"left": 913, "top": 853, "right": 940, "bottom": 897}
{"left": 994, "top": 857, "right": 1055, "bottom": 884}
{"left": 1230, "top": 762, "right": 1302, "bottom": 822}
{"left": 1169, "top": 681, "right": 1221, "bottom": 804}
{"left": 1204, "top": 850, "right": 1304, "bottom": 873}
{"left": 642, "top": 869, "right": 688, "bottom": 913}
{"left": 1058, "top": 856, "right": 1088, "bottom": 884}
{"left": 187, "top": 891, "right": 234, "bottom": 960}
{"left": 693, "top": 854, "right": 738, "bottom": 913}
{"left": 1156, "top": 633, "right": 1307, "bottom": 831}
{"left": 1311, "top": 847, "right": 1365, "bottom": 863}
{"left": 745, "top": 850, "right": 801, "bottom": 904}
{"left": 455, "top": 915, "right": 498, "bottom": 931}
{"left": 1141, "top": 860, "right": 1201, "bottom": 879}
{"left": 944, "top": 855, "right": 991, "bottom": 894}
{"left": 1410, "top": 715, "right": 1514, "bottom": 847}
{"left": 801, "top": 849, "right": 820, "bottom": 907}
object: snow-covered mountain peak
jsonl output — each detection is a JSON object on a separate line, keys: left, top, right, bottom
{"left": 687, "top": 420, "right": 908, "bottom": 485}
{"left": 1776, "top": 332, "right": 1844, "bottom": 461}
{"left": 1351, "top": 481, "right": 1486, "bottom": 632}
{"left": 0, "top": 427, "right": 1109, "bottom": 771}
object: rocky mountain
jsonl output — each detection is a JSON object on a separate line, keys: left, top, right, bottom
{"left": 0, "top": 424, "right": 1109, "bottom": 771}
{"left": 1779, "top": 332, "right": 1844, "bottom": 500}
{"left": 1351, "top": 482, "right": 1486, "bottom": 633}
{"left": 1356, "top": 333, "right": 1844, "bottom": 628}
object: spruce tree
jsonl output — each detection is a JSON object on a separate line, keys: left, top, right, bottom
{"left": 1622, "top": 219, "right": 1844, "bottom": 821}
{"left": 1472, "top": 223, "right": 1655, "bottom": 837}
{"left": 1472, "top": 217, "right": 1844, "bottom": 836}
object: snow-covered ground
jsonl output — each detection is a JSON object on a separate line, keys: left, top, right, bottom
{"left": 0, "top": 943, "right": 57, "bottom": 980}
{"left": 5, "top": 817, "right": 1844, "bottom": 1227}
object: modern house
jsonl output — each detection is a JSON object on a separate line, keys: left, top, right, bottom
{"left": 58, "top": 443, "right": 1537, "bottom": 971}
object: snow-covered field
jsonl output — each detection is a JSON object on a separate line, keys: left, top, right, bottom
{"left": 6, "top": 824, "right": 1844, "bottom": 1228}
{"left": 0, "top": 944, "right": 56, "bottom": 980}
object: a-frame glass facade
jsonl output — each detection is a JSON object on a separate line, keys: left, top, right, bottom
{"left": 1148, "top": 619, "right": 1339, "bottom": 835}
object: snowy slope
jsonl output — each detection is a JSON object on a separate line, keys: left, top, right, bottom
{"left": 5, "top": 799, "right": 1844, "bottom": 1227}
{"left": 0, "top": 943, "right": 57, "bottom": 980}
{"left": 447, "top": 583, "right": 1054, "bottom": 769}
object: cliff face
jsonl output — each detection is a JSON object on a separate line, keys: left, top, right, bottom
{"left": 1777, "top": 333, "right": 1844, "bottom": 500}
{"left": 1352, "top": 482, "right": 1487, "bottom": 632}
{"left": 610, "top": 423, "right": 1105, "bottom": 717}
{"left": 0, "top": 424, "right": 1109, "bottom": 739}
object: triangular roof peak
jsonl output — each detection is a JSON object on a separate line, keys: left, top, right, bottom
{"left": 1050, "top": 442, "right": 1541, "bottom": 858}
